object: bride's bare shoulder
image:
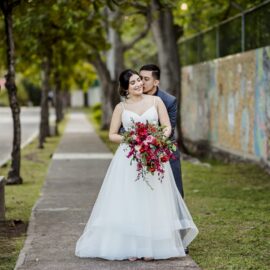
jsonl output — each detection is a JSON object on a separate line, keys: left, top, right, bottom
{"left": 114, "top": 102, "right": 124, "bottom": 112}
{"left": 142, "top": 94, "right": 155, "bottom": 101}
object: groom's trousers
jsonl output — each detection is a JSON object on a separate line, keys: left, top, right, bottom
{"left": 170, "top": 149, "right": 184, "bottom": 198}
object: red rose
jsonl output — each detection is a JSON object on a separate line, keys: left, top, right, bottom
{"left": 140, "top": 147, "right": 146, "bottom": 153}
{"left": 161, "top": 156, "right": 169, "bottom": 162}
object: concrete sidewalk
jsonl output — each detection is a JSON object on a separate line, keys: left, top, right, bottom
{"left": 15, "top": 112, "right": 201, "bottom": 270}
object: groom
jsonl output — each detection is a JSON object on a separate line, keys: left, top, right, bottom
{"left": 139, "top": 64, "right": 184, "bottom": 198}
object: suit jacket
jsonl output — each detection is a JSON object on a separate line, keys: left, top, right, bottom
{"left": 154, "top": 87, "right": 177, "bottom": 140}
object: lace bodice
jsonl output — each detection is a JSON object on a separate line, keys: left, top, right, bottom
{"left": 121, "top": 105, "right": 159, "bottom": 130}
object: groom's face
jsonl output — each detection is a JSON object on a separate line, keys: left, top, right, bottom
{"left": 139, "top": 70, "right": 159, "bottom": 95}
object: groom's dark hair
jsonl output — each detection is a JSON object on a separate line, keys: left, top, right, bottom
{"left": 140, "top": 64, "right": 160, "bottom": 80}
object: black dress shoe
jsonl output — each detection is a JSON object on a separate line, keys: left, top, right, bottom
{"left": 185, "top": 247, "right": 189, "bottom": 254}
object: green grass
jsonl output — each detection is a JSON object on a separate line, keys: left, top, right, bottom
{"left": 0, "top": 89, "right": 9, "bottom": 106}
{"left": 86, "top": 107, "right": 270, "bottom": 270}
{"left": 0, "top": 118, "right": 67, "bottom": 270}
{"left": 184, "top": 161, "right": 270, "bottom": 270}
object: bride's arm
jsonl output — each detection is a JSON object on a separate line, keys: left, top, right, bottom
{"left": 156, "top": 97, "right": 172, "bottom": 138}
{"left": 109, "top": 103, "right": 124, "bottom": 143}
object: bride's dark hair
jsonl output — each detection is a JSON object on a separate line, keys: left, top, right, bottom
{"left": 118, "top": 69, "right": 139, "bottom": 98}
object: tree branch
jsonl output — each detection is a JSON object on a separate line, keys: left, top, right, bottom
{"left": 0, "top": 0, "right": 7, "bottom": 13}
{"left": 0, "top": 0, "right": 21, "bottom": 13}
{"left": 129, "top": 2, "right": 148, "bottom": 11}
{"left": 123, "top": 13, "right": 151, "bottom": 52}
{"left": 90, "top": 52, "right": 111, "bottom": 83}
{"left": 231, "top": 1, "right": 245, "bottom": 12}
{"left": 174, "top": 24, "right": 183, "bottom": 41}
{"left": 10, "top": 0, "right": 21, "bottom": 9}
{"left": 222, "top": 0, "right": 232, "bottom": 21}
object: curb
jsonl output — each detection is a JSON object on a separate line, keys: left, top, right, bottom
{"left": 0, "top": 130, "right": 38, "bottom": 168}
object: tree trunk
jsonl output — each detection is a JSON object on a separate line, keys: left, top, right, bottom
{"left": 54, "top": 72, "right": 64, "bottom": 118}
{"left": 0, "top": 176, "right": 6, "bottom": 220}
{"left": 91, "top": 7, "right": 150, "bottom": 129}
{"left": 150, "top": 0, "right": 180, "bottom": 96}
{"left": 39, "top": 53, "right": 51, "bottom": 148}
{"left": 63, "top": 88, "right": 70, "bottom": 108}
{"left": 54, "top": 88, "right": 61, "bottom": 136}
{"left": 1, "top": 1, "right": 23, "bottom": 184}
{"left": 54, "top": 70, "right": 64, "bottom": 136}
{"left": 150, "top": 0, "right": 188, "bottom": 153}
{"left": 92, "top": 54, "right": 115, "bottom": 130}
{"left": 90, "top": 7, "right": 150, "bottom": 129}
{"left": 106, "top": 8, "right": 123, "bottom": 109}
{"left": 107, "top": 32, "right": 123, "bottom": 109}
{"left": 55, "top": 90, "right": 63, "bottom": 122}
{"left": 83, "top": 92, "right": 89, "bottom": 107}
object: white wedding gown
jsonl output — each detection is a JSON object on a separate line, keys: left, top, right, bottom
{"left": 75, "top": 105, "right": 198, "bottom": 260}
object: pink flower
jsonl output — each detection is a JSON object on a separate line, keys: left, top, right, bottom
{"left": 145, "top": 135, "right": 155, "bottom": 143}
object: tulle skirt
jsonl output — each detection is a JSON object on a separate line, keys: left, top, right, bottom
{"left": 75, "top": 144, "right": 198, "bottom": 260}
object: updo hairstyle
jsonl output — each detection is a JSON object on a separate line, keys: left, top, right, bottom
{"left": 118, "top": 69, "right": 139, "bottom": 98}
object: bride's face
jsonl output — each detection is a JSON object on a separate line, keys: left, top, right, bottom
{"left": 127, "top": 74, "right": 143, "bottom": 97}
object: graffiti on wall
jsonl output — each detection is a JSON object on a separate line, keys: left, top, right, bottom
{"left": 181, "top": 46, "right": 270, "bottom": 164}
{"left": 254, "top": 48, "right": 270, "bottom": 161}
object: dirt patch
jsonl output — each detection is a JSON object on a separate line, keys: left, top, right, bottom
{"left": 23, "top": 152, "right": 44, "bottom": 164}
{"left": 0, "top": 219, "right": 27, "bottom": 238}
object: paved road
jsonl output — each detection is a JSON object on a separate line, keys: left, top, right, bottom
{"left": 0, "top": 107, "right": 55, "bottom": 166}
{"left": 15, "top": 112, "right": 201, "bottom": 270}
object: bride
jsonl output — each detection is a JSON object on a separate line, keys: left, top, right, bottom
{"left": 75, "top": 69, "right": 198, "bottom": 261}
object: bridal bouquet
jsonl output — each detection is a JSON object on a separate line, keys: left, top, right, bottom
{"left": 122, "top": 120, "right": 177, "bottom": 189}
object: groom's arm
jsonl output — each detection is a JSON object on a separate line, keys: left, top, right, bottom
{"left": 118, "top": 125, "right": 125, "bottom": 135}
{"left": 167, "top": 98, "right": 177, "bottom": 136}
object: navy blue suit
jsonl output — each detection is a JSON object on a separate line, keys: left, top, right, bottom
{"left": 155, "top": 88, "right": 184, "bottom": 198}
